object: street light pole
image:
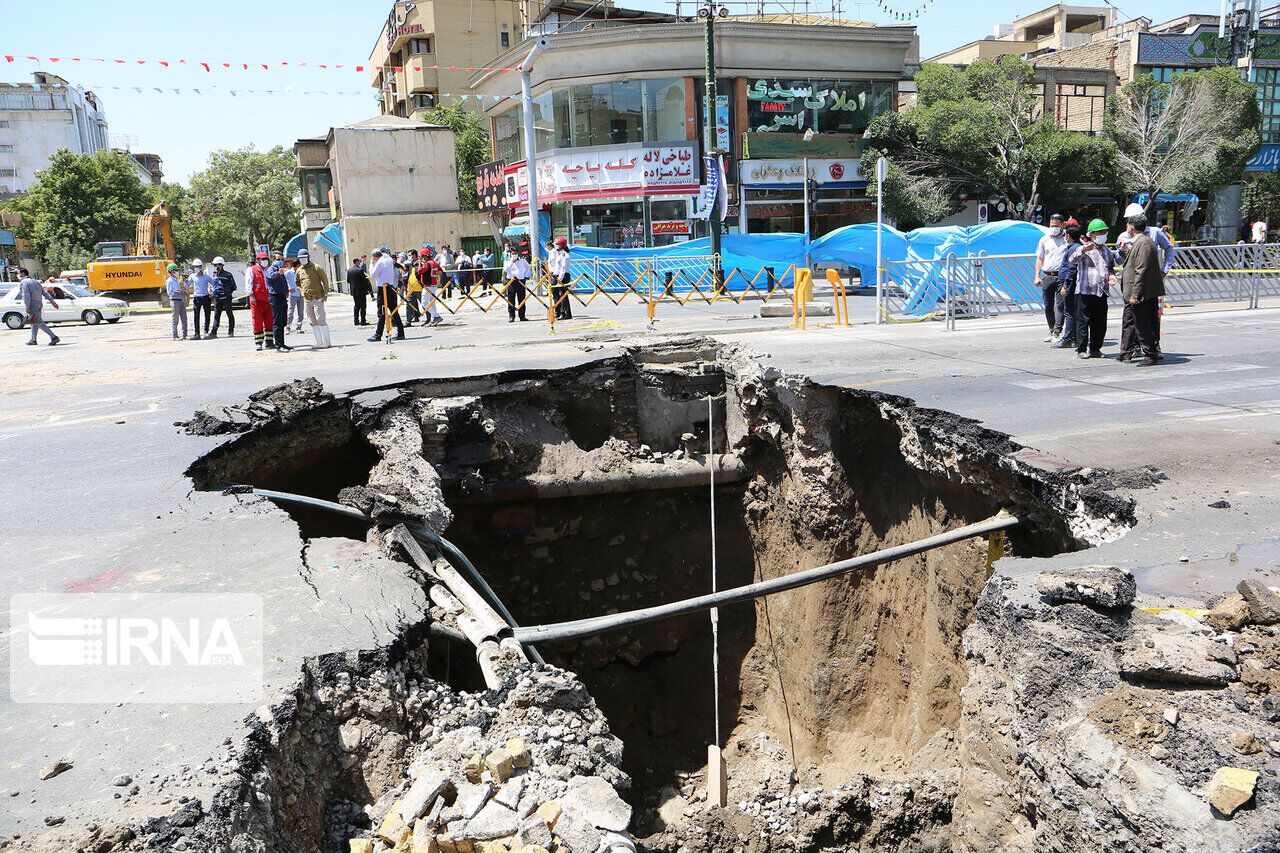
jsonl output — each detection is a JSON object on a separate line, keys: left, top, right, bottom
{"left": 702, "top": 1, "right": 722, "bottom": 285}
{"left": 520, "top": 36, "right": 550, "bottom": 297}
{"left": 875, "top": 156, "right": 887, "bottom": 325}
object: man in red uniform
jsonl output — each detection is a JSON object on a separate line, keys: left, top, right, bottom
{"left": 247, "top": 251, "right": 275, "bottom": 350}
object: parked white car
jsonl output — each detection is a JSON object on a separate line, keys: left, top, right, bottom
{"left": 1, "top": 281, "right": 129, "bottom": 329}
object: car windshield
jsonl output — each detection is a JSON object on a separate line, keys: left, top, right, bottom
{"left": 2, "top": 286, "right": 18, "bottom": 301}
{"left": 58, "top": 282, "right": 93, "bottom": 298}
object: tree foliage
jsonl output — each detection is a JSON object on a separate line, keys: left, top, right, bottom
{"left": 186, "top": 146, "right": 301, "bottom": 255}
{"left": 1242, "top": 170, "right": 1280, "bottom": 226}
{"left": 860, "top": 57, "right": 1115, "bottom": 224}
{"left": 424, "top": 102, "right": 491, "bottom": 210}
{"left": 149, "top": 182, "right": 243, "bottom": 263}
{"left": 1106, "top": 67, "right": 1260, "bottom": 212}
{"left": 0, "top": 149, "right": 152, "bottom": 272}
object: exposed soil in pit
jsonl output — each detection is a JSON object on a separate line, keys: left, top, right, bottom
{"left": 177, "top": 342, "right": 1137, "bottom": 852}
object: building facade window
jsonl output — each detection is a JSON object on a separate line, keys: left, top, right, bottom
{"left": 408, "top": 38, "right": 431, "bottom": 54}
{"left": 745, "top": 79, "right": 894, "bottom": 134}
{"left": 300, "top": 170, "right": 333, "bottom": 209}
{"left": 1254, "top": 68, "right": 1280, "bottom": 144}
{"left": 501, "top": 32, "right": 510, "bottom": 47}
{"left": 492, "top": 78, "right": 688, "bottom": 161}
{"left": 0, "top": 145, "right": 12, "bottom": 152}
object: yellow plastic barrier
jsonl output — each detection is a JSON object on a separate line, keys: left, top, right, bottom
{"left": 825, "top": 268, "right": 848, "bottom": 326}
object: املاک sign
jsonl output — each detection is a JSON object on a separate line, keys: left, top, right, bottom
{"left": 741, "top": 158, "right": 863, "bottom": 187}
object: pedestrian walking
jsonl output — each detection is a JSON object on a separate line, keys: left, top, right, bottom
{"left": 1034, "top": 214, "right": 1069, "bottom": 342}
{"left": 188, "top": 260, "right": 213, "bottom": 339}
{"left": 503, "top": 248, "right": 531, "bottom": 322}
{"left": 207, "top": 257, "right": 236, "bottom": 338}
{"left": 548, "top": 237, "right": 573, "bottom": 320}
{"left": 1065, "top": 219, "right": 1117, "bottom": 359}
{"left": 19, "top": 268, "right": 60, "bottom": 345}
{"left": 166, "top": 263, "right": 189, "bottom": 339}
{"left": 1118, "top": 213, "right": 1165, "bottom": 366}
{"left": 416, "top": 249, "right": 444, "bottom": 326}
{"left": 266, "top": 260, "right": 292, "bottom": 351}
{"left": 295, "top": 249, "right": 331, "bottom": 348}
{"left": 248, "top": 251, "right": 275, "bottom": 350}
{"left": 347, "top": 256, "right": 371, "bottom": 326}
{"left": 368, "top": 247, "right": 405, "bottom": 342}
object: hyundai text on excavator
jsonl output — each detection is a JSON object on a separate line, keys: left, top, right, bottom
{"left": 85, "top": 201, "right": 176, "bottom": 303}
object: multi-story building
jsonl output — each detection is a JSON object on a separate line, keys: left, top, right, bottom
{"left": 468, "top": 10, "right": 918, "bottom": 245}
{"left": 292, "top": 115, "right": 491, "bottom": 279}
{"left": 927, "top": 4, "right": 1116, "bottom": 66}
{"left": 369, "top": 0, "right": 528, "bottom": 120}
{"left": 0, "top": 72, "right": 108, "bottom": 196}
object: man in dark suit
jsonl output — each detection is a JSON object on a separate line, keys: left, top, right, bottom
{"left": 1118, "top": 213, "right": 1166, "bottom": 366}
{"left": 347, "top": 257, "right": 371, "bottom": 326}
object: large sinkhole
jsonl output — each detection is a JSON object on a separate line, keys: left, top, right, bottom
{"left": 185, "top": 342, "right": 1133, "bottom": 848}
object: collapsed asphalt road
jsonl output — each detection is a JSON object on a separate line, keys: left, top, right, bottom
{"left": 1, "top": 305, "right": 1278, "bottom": 851}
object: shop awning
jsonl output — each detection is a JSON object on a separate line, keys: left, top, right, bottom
{"left": 316, "top": 222, "right": 344, "bottom": 255}
{"left": 1133, "top": 192, "right": 1198, "bottom": 205}
{"left": 503, "top": 211, "right": 551, "bottom": 239}
{"left": 283, "top": 233, "right": 307, "bottom": 258}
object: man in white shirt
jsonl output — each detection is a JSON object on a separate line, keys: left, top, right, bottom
{"left": 547, "top": 237, "right": 572, "bottom": 320}
{"left": 1253, "top": 219, "right": 1268, "bottom": 244}
{"left": 502, "top": 246, "right": 531, "bottom": 322}
{"left": 166, "top": 263, "right": 189, "bottom": 340}
{"left": 1034, "top": 213, "right": 1069, "bottom": 342}
{"left": 367, "top": 248, "right": 405, "bottom": 342}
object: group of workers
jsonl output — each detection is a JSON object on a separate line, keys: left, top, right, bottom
{"left": 162, "top": 250, "right": 331, "bottom": 352}
{"left": 1034, "top": 202, "right": 1172, "bottom": 366}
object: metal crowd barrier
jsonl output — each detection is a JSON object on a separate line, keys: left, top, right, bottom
{"left": 881, "top": 242, "right": 1280, "bottom": 328}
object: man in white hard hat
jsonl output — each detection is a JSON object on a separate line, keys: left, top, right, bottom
{"left": 295, "top": 248, "right": 332, "bottom": 348}
{"left": 188, "top": 259, "right": 214, "bottom": 339}
{"left": 207, "top": 257, "right": 236, "bottom": 338}
{"left": 1116, "top": 202, "right": 1174, "bottom": 354}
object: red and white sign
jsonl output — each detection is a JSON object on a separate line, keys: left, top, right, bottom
{"left": 741, "top": 158, "right": 862, "bottom": 186}
{"left": 506, "top": 144, "right": 699, "bottom": 206}
{"left": 651, "top": 220, "right": 690, "bottom": 235}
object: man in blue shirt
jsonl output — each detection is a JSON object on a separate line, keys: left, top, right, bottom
{"left": 286, "top": 259, "right": 304, "bottom": 334}
{"left": 166, "top": 263, "right": 189, "bottom": 340}
{"left": 188, "top": 259, "right": 214, "bottom": 339}
{"left": 207, "top": 257, "right": 236, "bottom": 338}
{"left": 266, "top": 260, "right": 292, "bottom": 351}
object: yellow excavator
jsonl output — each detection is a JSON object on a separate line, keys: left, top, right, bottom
{"left": 85, "top": 201, "right": 176, "bottom": 303}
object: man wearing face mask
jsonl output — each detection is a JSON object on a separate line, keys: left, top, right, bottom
{"left": 248, "top": 251, "right": 275, "bottom": 350}
{"left": 295, "top": 248, "right": 331, "bottom": 348}
{"left": 1065, "top": 219, "right": 1117, "bottom": 359}
{"left": 207, "top": 257, "right": 236, "bottom": 338}
{"left": 1118, "top": 213, "right": 1165, "bottom": 365}
{"left": 266, "top": 259, "right": 293, "bottom": 351}
{"left": 1034, "top": 214, "right": 1070, "bottom": 343}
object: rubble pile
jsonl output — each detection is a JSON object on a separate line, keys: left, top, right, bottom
{"left": 954, "top": 568, "right": 1280, "bottom": 851}
{"left": 340, "top": 664, "right": 634, "bottom": 853}
{"left": 178, "top": 378, "right": 334, "bottom": 435}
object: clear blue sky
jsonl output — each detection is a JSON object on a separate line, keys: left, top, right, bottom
{"left": 4, "top": 0, "right": 1213, "bottom": 185}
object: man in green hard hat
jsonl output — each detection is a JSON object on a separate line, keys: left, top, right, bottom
{"left": 1071, "top": 219, "right": 1118, "bottom": 359}
{"left": 165, "top": 262, "right": 190, "bottom": 340}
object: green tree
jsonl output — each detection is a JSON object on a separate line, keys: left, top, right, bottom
{"left": 424, "top": 102, "right": 491, "bottom": 210}
{"left": 148, "top": 182, "right": 243, "bottom": 263}
{"left": 0, "top": 149, "right": 151, "bottom": 271}
{"left": 860, "top": 57, "right": 1116, "bottom": 224}
{"left": 1242, "top": 170, "right": 1280, "bottom": 226}
{"left": 186, "top": 146, "right": 300, "bottom": 254}
{"left": 1106, "top": 67, "right": 1260, "bottom": 214}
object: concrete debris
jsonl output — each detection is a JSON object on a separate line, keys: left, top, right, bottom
{"left": 1205, "top": 767, "right": 1259, "bottom": 817}
{"left": 39, "top": 758, "right": 73, "bottom": 781}
{"left": 1119, "top": 629, "right": 1238, "bottom": 686}
{"left": 465, "top": 799, "right": 520, "bottom": 840}
{"left": 560, "top": 776, "right": 633, "bottom": 832}
{"left": 1237, "top": 579, "right": 1280, "bottom": 625}
{"left": 177, "top": 377, "right": 333, "bottom": 435}
{"left": 1230, "top": 731, "right": 1262, "bottom": 755}
{"left": 1206, "top": 593, "right": 1253, "bottom": 631}
{"left": 1034, "top": 565, "right": 1136, "bottom": 608}
{"left": 519, "top": 813, "right": 555, "bottom": 847}
{"left": 400, "top": 768, "right": 456, "bottom": 824}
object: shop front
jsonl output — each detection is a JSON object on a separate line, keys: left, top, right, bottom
{"left": 504, "top": 142, "right": 700, "bottom": 249}
{"left": 739, "top": 157, "right": 870, "bottom": 236}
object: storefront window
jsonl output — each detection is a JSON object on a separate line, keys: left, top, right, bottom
{"left": 494, "top": 111, "right": 520, "bottom": 162}
{"left": 644, "top": 79, "right": 686, "bottom": 142}
{"left": 573, "top": 200, "right": 646, "bottom": 248}
{"left": 746, "top": 79, "right": 893, "bottom": 134}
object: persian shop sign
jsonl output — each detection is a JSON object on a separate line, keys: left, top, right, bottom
{"left": 651, "top": 220, "right": 690, "bottom": 235}
{"left": 1246, "top": 144, "right": 1280, "bottom": 172}
{"left": 476, "top": 160, "right": 508, "bottom": 211}
{"left": 386, "top": 2, "right": 424, "bottom": 48}
{"left": 505, "top": 145, "right": 699, "bottom": 204}
{"left": 742, "top": 158, "right": 862, "bottom": 186}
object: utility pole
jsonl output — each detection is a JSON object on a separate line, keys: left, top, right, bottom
{"left": 700, "top": 0, "right": 726, "bottom": 287}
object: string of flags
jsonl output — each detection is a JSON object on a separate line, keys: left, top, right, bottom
{"left": 2, "top": 55, "right": 523, "bottom": 75}
{"left": 3, "top": 80, "right": 516, "bottom": 101}
{"left": 875, "top": 0, "right": 935, "bottom": 21}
